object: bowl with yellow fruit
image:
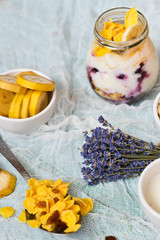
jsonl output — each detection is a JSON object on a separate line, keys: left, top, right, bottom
{"left": 0, "top": 68, "right": 56, "bottom": 133}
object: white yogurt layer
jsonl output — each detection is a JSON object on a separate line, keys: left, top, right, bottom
{"left": 86, "top": 37, "right": 159, "bottom": 102}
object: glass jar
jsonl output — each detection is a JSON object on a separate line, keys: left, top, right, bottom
{"left": 86, "top": 7, "right": 159, "bottom": 104}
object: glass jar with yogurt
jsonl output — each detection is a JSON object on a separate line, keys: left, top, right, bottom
{"left": 86, "top": 7, "right": 159, "bottom": 104}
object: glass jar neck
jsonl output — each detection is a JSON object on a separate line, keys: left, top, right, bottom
{"left": 94, "top": 7, "right": 149, "bottom": 51}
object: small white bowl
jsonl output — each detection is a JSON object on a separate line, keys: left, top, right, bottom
{"left": 138, "top": 158, "right": 160, "bottom": 228}
{"left": 0, "top": 68, "right": 56, "bottom": 134}
{"left": 153, "top": 92, "right": 160, "bottom": 132}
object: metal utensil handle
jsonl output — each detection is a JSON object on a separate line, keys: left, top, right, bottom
{"left": 0, "top": 136, "right": 30, "bottom": 181}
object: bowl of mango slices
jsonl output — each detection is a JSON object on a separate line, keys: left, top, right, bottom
{"left": 0, "top": 68, "right": 56, "bottom": 133}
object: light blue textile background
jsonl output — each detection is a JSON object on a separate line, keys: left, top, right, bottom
{"left": 0, "top": 0, "right": 160, "bottom": 239}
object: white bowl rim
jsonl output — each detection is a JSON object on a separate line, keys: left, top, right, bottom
{"left": 138, "top": 157, "right": 160, "bottom": 219}
{"left": 153, "top": 92, "right": 160, "bottom": 126}
{"left": 0, "top": 68, "right": 56, "bottom": 122}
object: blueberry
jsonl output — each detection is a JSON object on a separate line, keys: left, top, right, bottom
{"left": 117, "top": 74, "right": 126, "bottom": 79}
{"left": 135, "top": 62, "right": 144, "bottom": 74}
{"left": 135, "top": 68, "right": 142, "bottom": 74}
{"left": 91, "top": 68, "right": 98, "bottom": 73}
{"left": 140, "top": 62, "right": 144, "bottom": 68}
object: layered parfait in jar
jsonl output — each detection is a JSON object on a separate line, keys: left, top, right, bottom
{"left": 86, "top": 7, "right": 159, "bottom": 103}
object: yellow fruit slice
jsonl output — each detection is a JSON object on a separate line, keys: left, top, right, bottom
{"left": 73, "top": 197, "right": 87, "bottom": 207}
{"left": 0, "top": 75, "right": 27, "bottom": 93}
{"left": 42, "top": 223, "right": 55, "bottom": 232}
{"left": 20, "top": 90, "right": 33, "bottom": 118}
{"left": 122, "top": 23, "right": 142, "bottom": 41}
{"left": 113, "top": 32, "right": 124, "bottom": 42}
{"left": 70, "top": 204, "right": 80, "bottom": 213}
{"left": 79, "top": 203, "right": 90, "bottom": 216}
{"left": 51, "top": 179, "right": 63, "bottom": 188}
{"left": 112, "top": 26, "right": 125, "bottom": 37}
{"left": 58, "top": 182, "right": 71, "bottom": 188}
{"left": 50, "top": 201, "right": 66, "bottom": 213}
{"left": 104, "top": 21, "right": 114, "bottom": 29}
{"left": 40, "top": 213, "right": 51, "bottom": 225}
{"left": 27, "top": 219, "right": 41, "bottom": 228}
{"left": 73, "top": 197, "right": 93, "bottom": 215}
{"left": 16, "top": 71, "right": 38, "bottom": 78}
{"left": 64, "top": 195, "right": 71, "bottom": 202}
{"left": 0, "top": 206, "right": 15, "bottom": 218}
{"left": 60, "top": 210, "right": 77, "bottom": 227}
{"left": 81, "top": 198, "right": 93, "bottom": 211}
{"left": 8, "top": 94, "right": 19, "bottom": 118}
{"left": 17, "top": 74, "right": 55, "bottom": 91}
{"left": 125, "top": 7, "right": 138, "bottom": 29}
{"left": 0, "top": 169, "right": 16, "bottom": 198}
{"left": 0, "top": 88, "right": 15, "bottom": 117}
{"left": 65, "top": 200, "right": 74, "bottom": 209}
{"left": 100, "top": 29, "right": 113, "bottom": 40}
{"left": 29, "top": 91, "right": 49, "bottom": 117}
{"left": 23, "top": 197, "right": 36, "bottom": 213}
{"left": 64, "top": 223, "right": 81, "bottom": 233}
{"left": 13, "top": 93, "right": 25, "bottom": 118}
{"left": 18, "top": 209, "right": 27, "bottom": 223}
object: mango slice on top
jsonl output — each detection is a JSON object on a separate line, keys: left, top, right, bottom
{"left": 125, "top": 7, "right": 138, "bottom": 29}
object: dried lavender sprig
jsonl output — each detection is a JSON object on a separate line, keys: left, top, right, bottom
{"left": 81, "top": 163, "right": 150, "bottom": 184}
{"left": 98, "top": 116, "right": 160, "bottom": 150}
{"left": 83, "top": 171, "right": 142, "bottom": 185}
{"left": 83, "top": 129, "right": 157, "bottom": 155}
{"left": 80, "top": 116, "right": 160, "bottom": 185}
{"left": 82, "top": 132, "right": 159, "bottom": 157}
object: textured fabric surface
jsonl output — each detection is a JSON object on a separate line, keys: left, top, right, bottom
{"left": 0, "top": 0, "right": 160, "bottom": 239}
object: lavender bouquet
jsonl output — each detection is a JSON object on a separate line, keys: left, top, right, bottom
{"left": 81, "top": 116, "right": 160, "bottom": 185}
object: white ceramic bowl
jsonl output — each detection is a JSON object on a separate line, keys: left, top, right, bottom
{"left": 138, "top": 158, "right": 160, "bottom": 228}
{"left": 0, "top": 68, "right": 56, "bottom": 134}
{"left": 153, "top": 92, "right": 160, "bottom": 132}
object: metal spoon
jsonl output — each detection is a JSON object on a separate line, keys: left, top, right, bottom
{"left": 0, "top": 135, "right": 77, "bottom": 234}
{"left": 0, "top": 135, "right": 30, "bottom": 181}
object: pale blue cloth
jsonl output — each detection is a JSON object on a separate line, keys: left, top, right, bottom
{"left": 0, "top": 0, "right": 160, "bottom": 239}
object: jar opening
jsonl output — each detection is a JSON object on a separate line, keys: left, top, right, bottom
{"left": 94, "top": 7, "right": 149, "bottom": 51}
